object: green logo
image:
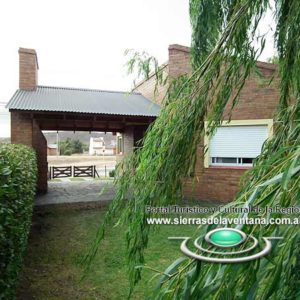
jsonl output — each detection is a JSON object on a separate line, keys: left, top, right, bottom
{"left": 169, "top": 227, "right": 282, "bottom": 263}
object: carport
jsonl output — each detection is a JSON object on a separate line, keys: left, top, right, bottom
{"left": 6, "top": 48, "right": 159, "bottom": 193}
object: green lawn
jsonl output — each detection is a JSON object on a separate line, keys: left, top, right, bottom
{"left": 18, "top": 204, "right": 212, "bottom": 300}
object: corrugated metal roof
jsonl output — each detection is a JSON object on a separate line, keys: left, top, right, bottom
{"left": 6, "top": 86, "right": 160, "bottom": 117}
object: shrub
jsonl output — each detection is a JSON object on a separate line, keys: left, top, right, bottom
{"left": 59, "top": 138, "right": 88, "bottom": 155}
{"left": 109, "top": 169, "right": 115, "bottom": 177}
{"left": 0, "top": 143, "right": 37, "bottom": 299}
{"left": 63, "top": 149, "right": 72, "bottom": 156}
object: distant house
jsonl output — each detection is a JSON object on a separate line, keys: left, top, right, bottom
{"left": 89, "top": 137, "right": 116, "bottom": 155}
{"left": 47, "top": 144, "right": 58, "bottom": 156}
{"left": 89, "top": 137, "right": 104, "bottom": 155}
{"left": 106, "top": 139, "right": 117, "bottom": 155}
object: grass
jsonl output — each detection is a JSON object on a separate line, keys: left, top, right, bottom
{"left": 94, "top": 176, "right": 114, "bottom": 180}
{"left": 17, "top": 204, "right": 212, "bottom": 300}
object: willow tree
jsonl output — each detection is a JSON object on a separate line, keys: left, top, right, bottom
{"left": 85, "top": 0, "right": 300, "bottom": 298}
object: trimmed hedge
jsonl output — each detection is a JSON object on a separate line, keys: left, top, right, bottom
{"left": 0, "top": 143, "right": 37, "bottom": 299}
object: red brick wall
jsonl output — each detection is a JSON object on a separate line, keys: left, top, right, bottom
{"left": 136, "top": 44, "right": 279, "bottom": 202}
{"left": 223, "top": 64, "right": 279, "bottom": 121}
{"left": 11, "top": 111, "right": 48, "bottom": 193}
{"left": 183, "top": 144, "right": 246, "bottom": 202}
{"left": 11, "top": 111, "right": 33, "bottom": 146}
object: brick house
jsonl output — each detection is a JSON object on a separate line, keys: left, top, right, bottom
{"left": 135, "top": 44, "right": 279, "bottom": 202}
{"left": 89, "top": 137, "right": 116, "bottom": 155}
{"left": 7, "top": 46, "right": 279, "bottom": 202}
{"left": 47, "top": 144, "right": 58, "bottom": 156}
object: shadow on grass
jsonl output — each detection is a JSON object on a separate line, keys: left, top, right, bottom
{"left": 18, "top": 200, "right": 216, "bottom": 300}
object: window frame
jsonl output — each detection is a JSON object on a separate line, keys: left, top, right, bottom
{"left": 210, "top": 157, "right": 254, "bottom": 167}
{"left": 204, "top": 119, "right": 273, "bottom": 168}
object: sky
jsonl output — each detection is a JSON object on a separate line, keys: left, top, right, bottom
{"left": 0, "top": 0, "right": 275, "bottom": 137}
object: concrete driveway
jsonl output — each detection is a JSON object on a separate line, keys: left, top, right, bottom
{"left": 35, "top": 180, "right": 115, "bottom": 206}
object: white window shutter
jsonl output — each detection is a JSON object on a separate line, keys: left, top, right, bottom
{"left": 209, "top": 125, "right": 268, "bottom": 158}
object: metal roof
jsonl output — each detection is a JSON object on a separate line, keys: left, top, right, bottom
{"left": 6, "top": 86, "right": 160, "bottom": 117}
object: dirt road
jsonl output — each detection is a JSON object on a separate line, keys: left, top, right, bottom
{"left": 48, "top": 154, "right": 116, "bottom": 168}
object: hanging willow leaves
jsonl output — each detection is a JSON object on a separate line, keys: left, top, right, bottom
{"left": 83, "top": 0, "right": 300, "bottom": 298}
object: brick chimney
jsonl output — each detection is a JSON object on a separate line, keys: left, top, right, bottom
{"left": 168, "top": 44, "right": 191, "bottom": 79}
{"left": 19, "top": 47, "right": 38, "bottom": 90}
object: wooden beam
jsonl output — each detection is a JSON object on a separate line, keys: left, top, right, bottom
{"left": 11, "top": 110, "right": 156, "bottom": 132}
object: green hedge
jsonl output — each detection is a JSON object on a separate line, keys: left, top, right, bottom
{"left": 0, "top": 143, "right": 37, "bottom": 299}
{"left": 109, "top": 169, "right": 115, "bottom": 177}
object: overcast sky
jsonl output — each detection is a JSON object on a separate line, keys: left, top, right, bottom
{"left": 0, "top": 0, "right": 275, "bottom": 137}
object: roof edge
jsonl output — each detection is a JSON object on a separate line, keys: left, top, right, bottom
{"left": 8, "top": 108, "right": 159, "bottom": 117}
{"left": 169, "top": 44, "right": 277, "bottom": 70}
{"left": 133, "top": 63, "right": 168, "bottom": 90}
{"left": 255, "top": 61, "right": 277, "bottom": 71}
{"left": 135, "top": 44, "right": 277, "bottom": 91}
{"left": 36, "top": 85, "right": 142, "bottom": 95}
{"left": 168, "top": 44, "right": 190, "bottom": 53}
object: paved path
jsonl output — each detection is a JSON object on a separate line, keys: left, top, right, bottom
{"left": 35, "top": 180, "right": 115, "bottom": 206}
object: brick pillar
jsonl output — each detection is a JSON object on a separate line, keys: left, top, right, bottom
{"left": 116, "top": 126, "right": 134, "bottom": 162}
{"left": 11, "top": 111, "right": 47, "bottom": 193}
{"left": 11, "top": 111, "right": 33, "bottom": 145}
{"left": 123, "top": 126, "right": 134, "bottom": 154}
{"left": 32, "top": 122, "right": 48, "bottom": 193}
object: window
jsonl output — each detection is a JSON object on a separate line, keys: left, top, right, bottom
{"left": 205, "top": 121, "right": 273, "bottom": 167}
{"left": 211, "top": 157, "right": 254, "bottom": 166}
